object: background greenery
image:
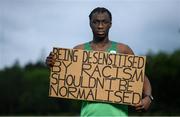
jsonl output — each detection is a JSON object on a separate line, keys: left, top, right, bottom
{"left": 0, "top": 49, "right": 180, "bottom": 116}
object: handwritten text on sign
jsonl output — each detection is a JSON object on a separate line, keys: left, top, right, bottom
{"left": 49, "top": 48, "right": 146, "bottom": 105}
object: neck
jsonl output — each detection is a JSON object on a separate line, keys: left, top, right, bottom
{"left": 92, "top": 36, "right": 110, "bottom": 44}
{"left": 90, "top": 36, "right": 111, "bottom": 51}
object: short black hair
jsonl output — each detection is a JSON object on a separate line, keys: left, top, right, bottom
{"left": 89, "top": 7, "right": 112, "bottom": 21}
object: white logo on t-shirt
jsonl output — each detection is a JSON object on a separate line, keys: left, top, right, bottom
{"left": 109, "top": 50, "right": 116, "bottom": 54}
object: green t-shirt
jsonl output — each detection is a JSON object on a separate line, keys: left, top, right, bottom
{"left": 80, "top": 41, "right": 128, "bottom": 116}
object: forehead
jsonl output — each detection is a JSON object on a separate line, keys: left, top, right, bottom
{"left": 91, "top": 12, "right": 111, "bottom": 21}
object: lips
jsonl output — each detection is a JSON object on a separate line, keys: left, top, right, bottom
{"left": 97, "top": 31, "right": 105, "bottom": 35}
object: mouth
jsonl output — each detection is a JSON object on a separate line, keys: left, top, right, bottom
{"left": 97, "top": 31, "right": 105, "bottom": 35}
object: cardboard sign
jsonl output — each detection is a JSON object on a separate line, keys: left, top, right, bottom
{"left": 49, "top": 47, "right": 146, "bottom": 105}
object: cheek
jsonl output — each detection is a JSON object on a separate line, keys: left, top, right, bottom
{"left": 91, "top": 26, "right": 98, "bottom": 31}
{"left": 105, "top": 26, "right": 111, "bottom": 31}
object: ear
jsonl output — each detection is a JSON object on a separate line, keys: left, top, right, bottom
{"left": 89, "top": 20, "right": 92, "bottom": 28}
{"left": 109, "top": 22, "right": 112, "bottom": 28}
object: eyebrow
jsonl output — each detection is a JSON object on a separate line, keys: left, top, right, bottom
{"left": 92, "top": 19, "right": 110, "bottom": 22}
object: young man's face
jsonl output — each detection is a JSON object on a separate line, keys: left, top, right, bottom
{"left": 90, "top": 12, "right": 112, "bottom": 39}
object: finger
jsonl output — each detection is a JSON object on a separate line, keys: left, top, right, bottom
{"left": 46, "top": 57, "right": 53, "bottom": 61}
{"left": 46, "top": 54, "right": 56, "bottom": 61}
{"left": 135, "top": 105, "right": 144, "bottom": 110}
{"left": 47, "top": 56, "right": 53, "bottom": 58}
{"left": 136, "top": 100, "right": 145, "bottom": 110}
{"left": 46, "top": 60, "right": 52, "bottom": 65}
{"left": 134, "top": 102, "right": 143, "bottom": 107}
{"left": 46, "top": 59, "right": 55, "bottom": 64}
{"left": 137, "top": 110, "right": 142, "bottom": 112}
{"left": 46, "top": 56, "right": 53, "bottom": 62}
{"left": 50, "top": 52, "right": 55, "bottom": 57}
{"left": 46, "top": 58, "right": 55, "bottom": 66}
{"left": 49, "top": 52, "right": 53, "bottom": 55}
{"left": 47, "top": 62, "right": 54, "bottom": 67}
{"left": 47, "top": 55, "right": 53, "bottom": 59}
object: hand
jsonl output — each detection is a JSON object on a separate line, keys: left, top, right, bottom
{"left": 46, "top": 52, "right": 55, "bottom": 67}
{"left": 134, "top": 96, "right": 152, "bottom": 112}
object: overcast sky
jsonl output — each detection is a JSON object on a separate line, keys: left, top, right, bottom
{"left": 0, "top": 0, "right": 180, "bottom": 69}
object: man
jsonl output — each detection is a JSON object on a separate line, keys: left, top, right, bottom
{"left": 46, "top": 7, "right": 153, "bottom": 116}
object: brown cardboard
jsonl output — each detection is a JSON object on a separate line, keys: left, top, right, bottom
{"left": 49, "top": 47, "right": 146, "bottom": 105}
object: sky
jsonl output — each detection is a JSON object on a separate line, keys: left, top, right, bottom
{"left": 0, "top": 0, "right": 180, "bottom": 69}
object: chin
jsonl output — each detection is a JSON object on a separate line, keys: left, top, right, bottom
{"left": 95, "top": 36, "right": 106, "bottom": 42}
{"left": 97, "top": 33, "right": 105, "bottom": 38}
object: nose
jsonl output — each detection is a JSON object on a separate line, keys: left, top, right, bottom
{"left": 98, "top": 22, "right": 103, "bottom": 29}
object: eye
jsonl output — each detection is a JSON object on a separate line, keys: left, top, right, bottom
{"left": 92, "top": 20, "right": 99, "bottom": 25}
{"left": 103, "top": 20, "right": 110, "bottom": 24}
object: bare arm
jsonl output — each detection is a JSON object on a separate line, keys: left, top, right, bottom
{"left": 73, "top": 44, "right": 84, "bottom": 50}
{"left": 117, "top": 43, "right": 152, "bottom": 111}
